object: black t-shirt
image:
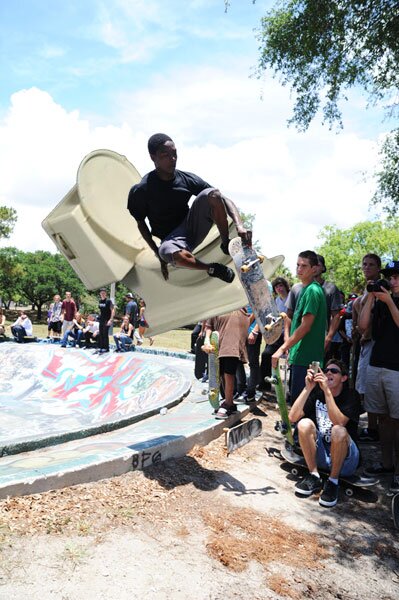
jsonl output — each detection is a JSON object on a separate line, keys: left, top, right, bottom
{"left": 98, "top": 298, "right": 113, "bottom": 322}
{"left": 370, "top": 297, "right": 399, "bottom": 371}
{"left": 303, "top": 386, "right": 360, "bottom": 443}
{"left": 127, "top": 169, "right": 211, "bottom": 240}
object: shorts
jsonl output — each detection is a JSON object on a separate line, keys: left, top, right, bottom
{"left": 220, "top": 356, "right": 240, "bottom": 376}
{"left": 364, "top": 365, "right": 399, "bottom": 418}
{"left": 48, "top": 321, "right": 62, "bottom": 334}
{"left": 158, "top": 188, "right": 216, "bottom": 264}
{"left": 316, "top": 431, "right": 359, "bottom": 477}
{"left": 355, "top": 340, "right": 374, "bottom": 394}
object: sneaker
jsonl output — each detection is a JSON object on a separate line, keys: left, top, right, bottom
{"left": 319, "top": 480, "right": 339, "bottom": 507}
{"left": 358, "top": 427, "right": 379, "bottom": 442}
{"left": 207, "top": 263, "right": 235, "bottom": 283}
{"left": 233, "top": 391, "right": 247, "bottom": 403}
{"left": 295, "top": 474, "right": 322, "bottom": 496}
{"left": 245, "top": 393, "right": 256, "bottom": 404}
{"left": 220, "top": 239, "right": 230, "bottom": 255}
{"left": 390, "top": 475, "right": 399, "bottom": 494}
{"left": 215, "top": 402, "right": 237, "bottom": 420}
{"left": 364, "top": 462, "right": 394, "bottom": 476}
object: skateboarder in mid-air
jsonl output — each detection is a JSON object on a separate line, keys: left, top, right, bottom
{"left": 127, "top": 133, "right": 251, "bottom": 283}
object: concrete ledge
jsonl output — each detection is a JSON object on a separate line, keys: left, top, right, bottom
{"left": 0, "top": 402, "right": 249, "bottom": 498}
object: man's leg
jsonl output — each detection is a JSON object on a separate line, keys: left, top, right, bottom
{"left": 247, "top": 335, "right": 261, "bottom": 400}
{"left": 295, "top": 419, "right": 323, "bottom": 496}
{"left": 329, "top": 426, "right": 351, "bottom": 479}
{"left": 290, "top": 364, "right": 308, "bottom": 404}
{"left": 158, "top": 189, "right": 235, "bottom": 283}
{"left": 215, "top": 357, "right": 239, "bottom": 419}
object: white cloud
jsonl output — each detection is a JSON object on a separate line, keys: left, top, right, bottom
{"left": 0, "top": 70, "right": 383, "bottom": 275}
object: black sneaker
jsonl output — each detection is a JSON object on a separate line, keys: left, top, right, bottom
{"left": 208, "top": 263, "right": 235, "bottom": 283}
{"left": 390, "top": 475, "right": 399, "bottom": 494}
{"left": 364, "top": 462, "right": 394, "bottom": 476}
{"left": 220, "top": 239, "right": 230, "bottom": 255}
{"left": 319, "top": 480, "right": 339, "bottom": 507}
{"left": 358, "top": 427, "right": 379, "bottom": 442}
{"left": 295, "top": 474, "right": 322, "bottom": 496}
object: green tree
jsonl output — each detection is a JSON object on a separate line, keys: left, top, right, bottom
{"left": 252, "top": 0, "right": 399, "bottom": 213}
{"left": 18, "top": 251, "right": 86, "bottom": 320}
{"left": 316, "top": 219, "right": 399, "bottom": 293}
{"left": 0, "top": 206, "right": 17, "bottom": 239}
{"left": 256, "top": 0, "right": 399, "bottom": 130}
{"left": 0, "top": 247, "right": 24, "bottom": 307}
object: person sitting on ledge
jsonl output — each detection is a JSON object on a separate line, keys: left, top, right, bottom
{"left": 288, "top": 359, "right": 360, "bottom": 508}
{"left": 11, "top": 311, "right": 33, "bottom": 343}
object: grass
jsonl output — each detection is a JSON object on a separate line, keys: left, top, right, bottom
{"left": 3, "top": 317, "right": 192, "bottom": 353}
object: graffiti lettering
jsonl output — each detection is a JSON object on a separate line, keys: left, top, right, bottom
{"left": 131, "top": 449, "right": 162, "bottom": 470}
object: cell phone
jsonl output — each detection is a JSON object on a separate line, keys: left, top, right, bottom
{"left": 310, "top": 361, "right": 320, "bottom": 374}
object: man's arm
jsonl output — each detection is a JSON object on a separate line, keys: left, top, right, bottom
{"left": 324, "top": 310, "right": 341, "bottom": 349}
{"left": 137, "top": 220, "right": 169, "bottom": 281}
{"left": 221, "top": 195, "right": 252, "bottom": 244}
{"left": 272, "top": 313, "right": 315, "bottom": 368}
{"left": 374, "top": 288, "right": 399, "bottom": 327}
{"left": 358, "top": 292, "right": 374, "bottom": 333}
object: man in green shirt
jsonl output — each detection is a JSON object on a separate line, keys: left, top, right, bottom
{"left": 272, "top": 250, "right": 327, "bottom": 402}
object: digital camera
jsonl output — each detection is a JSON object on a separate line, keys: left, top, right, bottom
{"left": 366, "top": 279, "right": 390, "bottom": 293}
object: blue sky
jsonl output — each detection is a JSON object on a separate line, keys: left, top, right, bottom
{"left": 0, "top": 0, "right": 392, "bottom": 272}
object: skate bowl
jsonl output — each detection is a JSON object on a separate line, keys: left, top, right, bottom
{"left": 0, "top": 343, "right": 191, "bottom": 456}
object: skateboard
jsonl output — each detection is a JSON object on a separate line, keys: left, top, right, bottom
{"left": 224, "top": 418, "right": 262, "bottom": 455}
{"left": 266, "top": 359, "right": 294, "bottom": 447}
{"left": 228, "top": 237, "right": 284, "bottom": 345}
{"left": 208, "top": 331, "right": 220, "bottom": 410}
{"left": 280, "top": 444, "right": 379, "bottom": 497}
{"left": 392, "top": 493, "right": 399, "bottom": 529}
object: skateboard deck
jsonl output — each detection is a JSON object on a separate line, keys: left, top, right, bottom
{"left": 280, "top": 444, "right": 379, "bottom": 496}
{"left": 229, "top": 237, "right": 283, "bottom": 345}
{"left": 208, "top": 331, "right": 220, "bottom": 410}
{"left": 225, "top": 418, "right": 262, "bottom": 455}
{"left": 266, "top": 360, "right": 294, "bottom": 447}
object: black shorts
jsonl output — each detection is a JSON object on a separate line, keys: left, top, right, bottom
{"left": 48, "top": 321, "right": 62, "bottom": 333}
{"left": 219, "top": 356, "right": 240, "bottom": 375}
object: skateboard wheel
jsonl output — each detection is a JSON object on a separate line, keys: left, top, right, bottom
{"left": 257, "top": 254, "right": 265, "bottom": 263}
{"left": 291, "top": 467, "right": 299, "bottom": 476}
{"left": 241, "top": 265, "right": 250, "bottom": 273}
{"left": 344, "top": 488, "right": 354, "bottom": 497}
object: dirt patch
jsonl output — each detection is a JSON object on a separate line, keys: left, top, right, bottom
{"left": 0, "top": 408, "right": 398, "bottom": 599}
{"left": 204, "top": 506, "right": 329, "bottom": 572}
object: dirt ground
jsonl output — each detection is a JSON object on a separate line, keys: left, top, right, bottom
{"left": 0, "top": 400, "right": 398, "bottom": 600}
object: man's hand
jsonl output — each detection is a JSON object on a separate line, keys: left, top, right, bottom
{"left": 159, "top": 259, "right": 169, "bottom": 281}
{"left": 247, "top": 331, "right": 258, "bottom": 345}
{"left": 304, "top": 368, "right": 317, "bottom": 391}
{"left": 272, "top": 346, "right": 286, "bottom": 369}
{"left": 237, "top": 226, "right": 252, "bottom": 247}
{"left": 201, "top": 343, "right": 214, "bottom": 354}
{"left": 313, "top": 369, "right": 329, "bottom": 391}
{"left": 374, "top": 286, "right": 392, "bottom": 305}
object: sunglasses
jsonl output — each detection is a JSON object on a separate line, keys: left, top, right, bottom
{"left": 324, "top": 367, "right": 341, "bottom": 375}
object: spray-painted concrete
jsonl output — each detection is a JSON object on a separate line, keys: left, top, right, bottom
{"left": 0, "top": 345, "right": 251, "bottom": 498}
{"left": 0, "top": 344, "right": 191, "bottom": 455}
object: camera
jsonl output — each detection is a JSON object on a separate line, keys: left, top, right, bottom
{"left": 310, "top": 361, "right": 320, "bottom": 374}
{"left": 366, "top": 279, "right": 390, "bottom": 293}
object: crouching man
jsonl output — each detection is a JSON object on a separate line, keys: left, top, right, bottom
{"left": 289, "top": 359, "right": 360, "bottom": 507}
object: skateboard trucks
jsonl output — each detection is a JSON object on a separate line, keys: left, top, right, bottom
{"left": 240, "top": 254, "right": 265, "bottom": 273}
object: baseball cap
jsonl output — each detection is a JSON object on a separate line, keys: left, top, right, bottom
{"left": 125, "top": 292, "right": 134, "bottom": 298}
{"left": 380, "top": 260, "right": 399, "bottom": 277}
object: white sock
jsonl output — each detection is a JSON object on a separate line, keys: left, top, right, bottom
{"left": 329, "top": 477, "right": 339, "bottom": 485}
{"left": 310, "top": 471, "right": 320, "bottom": 479}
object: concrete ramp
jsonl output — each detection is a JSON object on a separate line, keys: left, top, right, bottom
{"left": 0, "top": 344, "right": 190, "bottom": 455}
